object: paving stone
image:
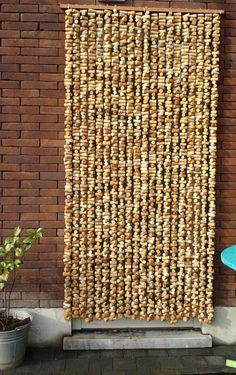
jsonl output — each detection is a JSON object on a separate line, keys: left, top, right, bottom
{"left": 197, "top": 368, "right": 224, "bottom": 374}
{"left": 113, "top": 358, "right": 136, "bottom": 370}
{"left": 40, "top": 359, "right": 66, "bottom": 372}
{"left": 221, "top": 366, "right": 236, "bottom": 373}
{"left": 103, "top": 371, "right": 125, "bottom": 375}
{"left": 181, "top": 356, "right": 207, "bottom": 368}
{"left": 65, "top": 358, "right": 88, "bottom": 371}
{"left": 101, "top": 350, "right": 124, "bottom": 358}
{"left": 124, "top": 370, "right": 151, "bottom": 375}
{"left": 136, "top": 357, "right": 161, "bottom": 370}
{"left": 167, "top": 349, "right": 189, "bottom": 357}
{"left": 152, "top": 370, "right": 177, "bottom": 375}
{"left": 186, "top": 348, "right": 213, "bottom": 356}
{"left": 159, "top": 357, "right": 183, "bottom": 370}
{"left": 54, "top": 349, "right": 79, "bottom": 360}
{"left": 147, "top": 349, "right": 169, "bottom": 357}
{"left": 27, "top": 347, "right": 56, "bottom": 361}
{"left": 15, "top": 358, "right": 41, "bottom": 373}
{"left": 204, "top": 355, "right": 226, "bottom": 367}
{"left": 89, "top": 358, "right": 112, "bottom": 371}
{"left": 178, "top": 368, "right": 199, "bottom": 374}
{"left": 78, "top": 350, "right": 101, "bottom": 359}
{"left": 123, "top": 349, "right": 147, "bottom": 358}
{"left": 213, "top": 346, "right": 236, "bottom": 357}
{"left": 64, "top": 371, "right": 101, "bottom": 375}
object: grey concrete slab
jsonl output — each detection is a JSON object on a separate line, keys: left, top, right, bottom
{"left": 64, "top": 330, "right": 212, "bottom": 350}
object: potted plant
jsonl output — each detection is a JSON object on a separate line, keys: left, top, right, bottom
{"left": 0, "top": 227, "right": 43, "bottom": 370}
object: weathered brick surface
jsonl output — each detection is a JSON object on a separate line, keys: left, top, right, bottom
{"left": 0, "top": 0, "right": 235, "bottom": 309}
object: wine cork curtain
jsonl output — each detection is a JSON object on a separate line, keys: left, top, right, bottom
{"left": 63, "top": 8, "right": 220, "bottom": 323}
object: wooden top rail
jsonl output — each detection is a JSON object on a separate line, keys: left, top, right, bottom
{"left": 60, "top": 4, "right": 224, "bottom": 14}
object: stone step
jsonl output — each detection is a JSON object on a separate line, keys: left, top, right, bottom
{"left": 63, "top": 329, "right": 212, "bottom": 350}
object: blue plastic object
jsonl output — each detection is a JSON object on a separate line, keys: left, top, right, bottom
{"left": 221, "top": 245, "right": 236, "bottom": 272}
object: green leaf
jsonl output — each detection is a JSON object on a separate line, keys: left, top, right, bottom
{"left": 15, "top": 248, "right": 23, "bottom": 257}
{"left": 13, "top": 227, "right": 21, "bottom": 237}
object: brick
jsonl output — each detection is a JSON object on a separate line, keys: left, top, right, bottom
{"left": 21, "top": 13, "right": 58, "bottom": 22}
{"left": 21, "top": 30, "right": 59, "bottom": 39}
{"left": 39, "top": 22, "right": 64, "bottom": 31}
{"left": 2, "top": 106, "right": 39, "bottom": 115}
{"left": 41, "top": 139, "right": 64, "bottom": 147}
{"left": 3, "top": 188, "right": 39, "bottom": 196}
{"left": 0, "top": 147, "right": 21, "bottom": 155}
{"left": 2, "top": 55, "right": 38, "bottom": 64}
{"left": 0, "top": 30, "right": 20, "bottom": 38}
{"left": 40, "top": 106, "right": 63, "bottom": 114}
{"left": 22, "top": 163, "right": 57, "bottom": 172}
{"left": 21, "top": 97, "right": 57, "bottom": 105}
{"left": 21, "top": 81, "right": 57, "bottom": 89}
{"left": 21, "top": 146, "right": 58, "bottom": 155}
{"left": 0, "top": 47, "right": 20, "bottom": 55}
{"left": 0, "top": 97, "right": 20, "bottom": 105}
{"left": 0, "top": 13, "right": 19, "bottom": 21}
{"left": 0, "top": 80, "right": 20, "bottom": 89}
{"left": 3, "top": 4, "right": 38, "bottom": 12}
{"left": 3, "top": 172, "right": 39, "bottom": 180}
{"left": 2, "top": 139, "right": 39, "bottom": 147}
{"left": 3, "top": 89, "right": 39, "bottom": 97}
{"left": 3, "top": 72, "right": 39, "bottom": 81}
{"left": 0, "top": 114, "right": 20, "bottom": 122}
{"left": 21, "top": 212, "right": 56, "bottom": 221}
{"left": 21, "top": 114, "right": 57, "bottom": 122}
{"left": 2, "top": 22, "right": 38, "bottom": 30}
{"left": 22, "top": 131, "right": 58, "bottom": 139}
{"left": 21, "top": 64, "right": 57, "bottom": 73}
{"left": 3, "top": 205, "right": 38, "bottom": 213}
{"left": 0, "top": 163, "right": 20, "bottom": 171}
{"left": 3, "top": 155, "right": 39, "bottom": 164}
{"left": 40, "top": 56, "right": 64, "bottom": 65}
{"left": 2, "top": 38, "right": 38, "bottom": 47}
{"left": 21, "top": 47, "right": 59, "bottom": 56}
{"left": 0, "top": 64, "right": 19, "bottom": 72}
{"left": 21, "top": 180, "right": 57, "bottom": 188}
{"left": 21, "top": 197, "right": 57, "bottom": 205}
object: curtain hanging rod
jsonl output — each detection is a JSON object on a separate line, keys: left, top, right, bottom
{"left": 60, "top": 3, "right": 224, "bottom": 14}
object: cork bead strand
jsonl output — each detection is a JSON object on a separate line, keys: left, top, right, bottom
{"left": 116, "top": 11, "right": 128, "bottom": 318}
{"left": 176, "top": 13, "right": 189, "bottom": 321}
{"left": 108, "top": 10, "right": 119, "bottom": 320}
{"left": 85, "top": 11, "right": 96, "bottom": 322}
{"left": 169, "top": 12, "right": 181, "bottom": 323}
{"left": 206, "top": 13, "right": 220, "bottom": 323}
{"left": 183, "top": 13, "right": 197, "bottom": 320}
{"left": 146, "top": 12, "right": 158, "bottom": 321}
{"left": 191, "top": 13, "right": 205, "bottom": 319}
{"left": 139, "top": 11, "right": 151, "bottom": 320}
{"left": 124, "top": 12, "right": 135, "bottom": 319}
{"left": 71, "top": 11, "right": 81, "bottom": 318}
{"left": 94, "top": 11, "right": 104, "bottom": 321}
{"left": 131, "top": 12, "right": 143, "bottom": 318}
{"left": 161, "top": 13, "right": 174, "bottom": 321}
{"left": 154, "top": 12, "right": 166, "bottom": 320}
{"left": 64, "top": 9, "right": 74, "bottom": 320}
{"left": 199, "top": 14, "right": 212, "bottom": 322}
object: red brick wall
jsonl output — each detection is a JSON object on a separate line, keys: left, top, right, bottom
{"left": 0, "top": 0, "right": 234, "bottom": 308}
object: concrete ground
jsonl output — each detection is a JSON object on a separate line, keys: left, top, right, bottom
{"left": 2, "top": 346, "right": 236, "bottom": 375}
